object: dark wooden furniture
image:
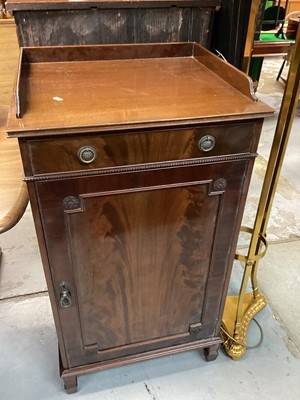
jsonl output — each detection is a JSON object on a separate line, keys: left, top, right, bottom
{"left": 252, "top": 36, "right": 293, "bottom": 56}
{"left": 249, "top": 1, "right": 296, "bottom": 84}
{"left": 6, "top": 42, "right": 273, "bottom": 393}
{"left": 7, "top": 0, "right": 220, "bottom": 48}
{"left": 211, "top": 0, "right": 252, "bottom": 69}
{"left": 250, "top": 32, "right": 294, "bottom": 86}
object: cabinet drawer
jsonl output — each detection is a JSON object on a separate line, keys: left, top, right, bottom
{"left": 26, "top": 123, "right": 256, "bottom": 176}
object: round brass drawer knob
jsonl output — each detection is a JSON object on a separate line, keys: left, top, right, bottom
{"left": 77, "top": 146, "right": 97, "bottom": 164}
{"left": 198, "top": 135, "right": 216, "bottom": 152}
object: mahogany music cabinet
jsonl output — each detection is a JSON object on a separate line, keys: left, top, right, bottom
{"left": 6, "top": 42, "right": 273, "bottom": 393}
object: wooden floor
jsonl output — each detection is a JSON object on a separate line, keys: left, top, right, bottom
{"left": 0, "top": 19, "right": 19, "bottom": 107}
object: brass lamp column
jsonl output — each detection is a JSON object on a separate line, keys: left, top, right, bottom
{"left": 222, "top": 23, "right": 300, "bottom": 360}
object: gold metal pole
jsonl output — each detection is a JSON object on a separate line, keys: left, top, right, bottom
{"left": 222, "top": 24, "right": 300, "bottom": 360}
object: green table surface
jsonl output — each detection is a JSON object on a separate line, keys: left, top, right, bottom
{"left": 257, "top": 33, "right": 294, "bottom": 43}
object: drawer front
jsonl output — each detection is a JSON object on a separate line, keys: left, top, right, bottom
{"left": 27, "top": 122, "right": 255, "bottom": 176}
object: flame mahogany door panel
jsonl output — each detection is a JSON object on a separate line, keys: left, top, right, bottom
{"left": 34, "top": 159, "right": 252, "bottom": 368}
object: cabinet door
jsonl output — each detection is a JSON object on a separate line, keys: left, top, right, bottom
{"left": 35, "top": 160, "right": 251, "bottom": 368}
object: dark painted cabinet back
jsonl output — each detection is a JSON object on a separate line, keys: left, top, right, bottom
{"left": 7, "top": 0, "right": 221, "bottom": 48}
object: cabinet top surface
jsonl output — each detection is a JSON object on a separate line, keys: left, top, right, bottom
{"left": 6, "top": 43, "right": 273, "bottom": 137}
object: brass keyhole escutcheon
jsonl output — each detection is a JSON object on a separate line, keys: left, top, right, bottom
{"left": 198, "top": 135, "right": 216, "bottom": 152}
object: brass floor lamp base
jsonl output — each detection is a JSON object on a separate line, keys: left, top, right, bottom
{"left": 221, "top": 19, "right": 300, "bottom": 361}
{"left": 221, "top": 293, "right": 267, "bottom": 360}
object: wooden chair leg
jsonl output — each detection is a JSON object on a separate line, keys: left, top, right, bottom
{"left": 276, "top": 59, "right": 286, "bottom": 81}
